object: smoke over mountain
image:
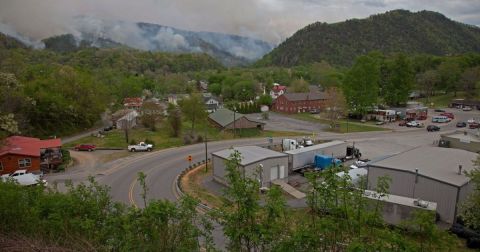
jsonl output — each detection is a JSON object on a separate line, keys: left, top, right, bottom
{"left": 0, "top": 23, "right": 44, "bottom": 49}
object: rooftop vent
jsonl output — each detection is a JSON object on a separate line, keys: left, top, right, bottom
{"left": 458, "top": 165, "right": 463, "bottom": 175}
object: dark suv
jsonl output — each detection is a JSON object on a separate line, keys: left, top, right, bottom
{"left": 427, "top": 125, "right": 440, "bottom": 132}
{"left": 74, "top": 144, "right": 96, "bottom": 152}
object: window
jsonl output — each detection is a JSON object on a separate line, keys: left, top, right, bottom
{"left": 18, "top": 158, "right": 31, "bottom": 168}
{"left": 0, "top": 162, "right": 3, "bottom": 171}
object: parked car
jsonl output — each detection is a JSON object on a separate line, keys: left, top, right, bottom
{"left": 128, "top": 142, "right": 153, "bottom": 152}
{"left": 309, "top": 109, "right": 320, "bottom": 114}
{"left": 416, "top": 115, "right": 427, "bottom": 120}
{"left": 398, "top": 121, "right": 407, "bottom": 126}
{"left": 74, "top": 144, "right": 96, "bottom": 151}
{"left": 406, "top": 121, "right": 420, "bottom": 127}
{"left": 440, "top": 112, "right": 455, "bottom": 119}
{"left": 434, "top": 109, "right": 446, "bottom": 112}
{"left": 103, "top": 126, "right": 114, "bottom": 131}
{"left": 427, "top": 125, "right": 440, "bottom": 132}
{"left": 457, "top": 122, "right": 467, "bottom": 128}
{"left": 469, "top": 122, "right": 480, "bottom": 129}
{"left": 375, "top": 121, "right": 385, "bottom": 125}
{"left": 468, "top": 118, "right": 476, "bottom": 124}
{"left": 463, "top": 106, "right": 473, "bottom": 111}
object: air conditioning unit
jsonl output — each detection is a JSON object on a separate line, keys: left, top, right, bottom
{"left": 413, "top": 199, "right": 429, "bottom": 208}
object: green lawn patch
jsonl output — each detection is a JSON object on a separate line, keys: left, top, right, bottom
{"left": 65, "top": 120, "right": 305, "bottom": 149}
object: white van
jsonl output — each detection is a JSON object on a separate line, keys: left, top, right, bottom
{"left": 432, "top": 116, "right": 450, "bottom": 123}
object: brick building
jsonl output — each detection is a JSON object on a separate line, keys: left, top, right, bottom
{"left": 272, "top": 92, "right": 327, "bottom": 113}
{"left": 0, "top": 136, "right": 62, "bottom": 175}
{"left": 208, "top": 108, "right": 265, "bottom": 130}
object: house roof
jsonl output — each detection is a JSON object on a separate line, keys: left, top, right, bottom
{"left": 282, "top": 92, "right": 326, "bottom": 101}
{"left": 369, "top": 146, "right": 478, "bottom": 187}
{"left": 212, "top": 146, "right": 287, "bottom": 166}
{"left": 272, "top": 84, "right": 287, "bottom": 92}
{"left": 208, "top": 108, "right": 245, "bottom": 127}
{"left": 0, "top": 136, "right": 62, "bottom": 157}
{"left": 123, "top": 97, "right": 143, "bottom": 107}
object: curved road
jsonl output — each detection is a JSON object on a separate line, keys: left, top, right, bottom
{"left": 89, "top": 109, "right": 476, "bottom": 207}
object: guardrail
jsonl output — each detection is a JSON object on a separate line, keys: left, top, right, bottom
{"left": 175, "top": 158, "right": 213, "bottom": 212}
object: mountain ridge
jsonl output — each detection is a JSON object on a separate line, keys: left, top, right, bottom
{"left": 258, "top": 9, "right": 480, "bottom": 67}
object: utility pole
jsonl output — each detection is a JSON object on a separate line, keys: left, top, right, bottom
{"left": 233, "top": 106, "right": 236, "bottom": 138}
{"left": 205, "top": 128, "right": 208, "bottom": 172}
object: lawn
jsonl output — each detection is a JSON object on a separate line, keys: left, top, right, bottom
{"left": 291, "top": 113, "right": 388, "bottom": 133}
{"left": 65, "top": 120, "right": 304, "bottom": 149}
{"left": 418, "top": 91, "right": 477, "bottom": 108}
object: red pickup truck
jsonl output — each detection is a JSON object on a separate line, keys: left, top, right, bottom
{"left": 74, "top": 144, "right": 96, "bottom": 152}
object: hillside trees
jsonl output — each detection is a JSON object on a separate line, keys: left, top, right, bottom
{"left": 438, "top": 59, "right": 462, "bottom": 96}
{"left": 342, "top": 54, "right": 380, "bottom": 117}
{"left": 459, "top": 66, "right": 480, "bottom": 99}
{"left": 290, "top": 78, "right": 310, "bottom": 92}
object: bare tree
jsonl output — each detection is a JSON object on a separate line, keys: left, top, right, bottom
{"left": 324, "top": 87, "right": 346, "bottom": 130}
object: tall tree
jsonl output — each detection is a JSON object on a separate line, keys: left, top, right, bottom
{"left": 459, "top": 66, "right": 480, "bottom": 99}
{"left": 140, "top": 101, "right": 163, "bottom": 131}
{"left": 290, "top": 78, "right": 310, "bottom": 92}
{"left": 460, "top": 156, "right": 480, "bottom": 231}
{"left": 180, "top": 93, "right": 206, "bottom": 134}
{"left": 438, "top": 60, "right": 462, "bottom": 96}
{"left": 167, "top": 104, "right": 182, "bottom": 137}
{"left": 324, "top": 87, "right": 346, "bottom": 130}
{"left": 416, "top": 70, "right": 439, "bottom": 103}
{"left": 342, "top": 55, "right": 380, "bottom": 117}
{"left": 383, "top": 54, "right": 414, "bottom": 106}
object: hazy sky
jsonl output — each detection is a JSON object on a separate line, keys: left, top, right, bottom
{"left": 1, "top": 0, "right": 479, "bottom": 44}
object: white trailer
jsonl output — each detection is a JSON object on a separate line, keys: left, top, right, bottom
{"left": 285, "top": 140, "right": 349, "bottom": 172}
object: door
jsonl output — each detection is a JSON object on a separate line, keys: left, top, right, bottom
{"left": 270, "top": 166, "right": 278, "bottom": 181}
{"left": 279, "top": 165, "right": 285, "bottom": 179}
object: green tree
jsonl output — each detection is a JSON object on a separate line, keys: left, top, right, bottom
{"left": 383, "top": 54, "right": 414, "bottom": 106}
{"left": 167, "top": 104, "right": 182, "bottom": 137}
{"left": 180, "top": 93, "right": 207, "bottom": 134}
{"left": 217, "top": 150, "right": 288, "bottom": 251}
{"left": 290, "top": 78, "right": 309, "bottom": 92}
{"left": 460, "top": 156, "right": 480, "bottom": 230}
{"left": 140, "top": 101, "right": 163, "bottom": 131}
{"left": 258, "top": 94, "right": 273, "bottom": 106}
{"left": 416, "top": 70, "right": 440, "bottom": 103}
{"left": 438, "top": 60, "right": 462, "bottom": 96}
{"left": 459, "top": 66, "right": 480, "bottom": 99}
{"left": 342, "top": 55, "right": 380, "bottom": 117}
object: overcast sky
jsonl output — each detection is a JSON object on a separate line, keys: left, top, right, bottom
{"left": 1, "top": 0, "right": 479, "bottom": 44}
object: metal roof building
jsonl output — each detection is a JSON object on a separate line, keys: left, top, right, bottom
{"left": 208, "top": 108, "right": 265, "bottom": 130}
{"left": 212, "top": 146, "right": 288, "bottom": 187}
{"left": 367, "top": 146, "right": 478, "bottom": 224}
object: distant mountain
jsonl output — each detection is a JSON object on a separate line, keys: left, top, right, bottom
{"left": 41, "top": 19, "right": 273, "bottom": 66}
{"left": 0, "top": 32, "right": 29, "bottom": 49}
{"left": 42, "top": 34, "right": 122, "bottom": 53}
{"left": 258, "top": 10, "right": 480, "bottom": 67}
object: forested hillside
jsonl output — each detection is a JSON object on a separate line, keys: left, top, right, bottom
{"left": 258, "top": 10, "right": 480, "bottom": 67}
{"left": 0, "top": 33, "right": 223, "bottom": 138}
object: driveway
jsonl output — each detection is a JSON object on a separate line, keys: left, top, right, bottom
{"left": 246, "top": 112, "right": 328, "bottom": 133}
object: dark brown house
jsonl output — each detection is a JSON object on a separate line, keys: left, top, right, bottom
{"left": 272, "top": 92, "right": 327, "bottom": 113}
{"left": 208, "top": 108, "right": 265, "bottom": 130}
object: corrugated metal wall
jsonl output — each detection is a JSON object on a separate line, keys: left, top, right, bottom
{"left": 368, "top": 166, "right": 460, "bottom": 223}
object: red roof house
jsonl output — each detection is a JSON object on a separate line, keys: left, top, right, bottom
{"left": 270, "top": 83, "right": 287, "bottom": 99}
{"left": 123, "top": 97, "right": 143, "bottom": 110}
{"left": 0, "top": 136, "right": 62, "bottom": 175}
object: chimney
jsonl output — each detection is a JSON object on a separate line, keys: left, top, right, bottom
{"left": 458, "top": 165, "right": 463, "bottom": 175}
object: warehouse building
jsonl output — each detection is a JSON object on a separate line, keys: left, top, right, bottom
{"left": 440, "top": 131, "right": 480, "bottom": 153}
{"left": 367, "top": 146, "right": 477, "bottom": 224}
{"left": 212, "top": 146, "right": 288, "bottom": 187}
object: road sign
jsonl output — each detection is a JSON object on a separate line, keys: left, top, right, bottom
{"left": 187, "top": 155, "right": 192, "bottom": 162}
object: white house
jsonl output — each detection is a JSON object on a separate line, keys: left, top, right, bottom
{"left": 270, "top": 83, "right": 287, "bottom": 99}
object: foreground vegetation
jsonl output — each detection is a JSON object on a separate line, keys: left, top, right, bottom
{"left": 2, "top": 152, "right": 479, "bottom": 251}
